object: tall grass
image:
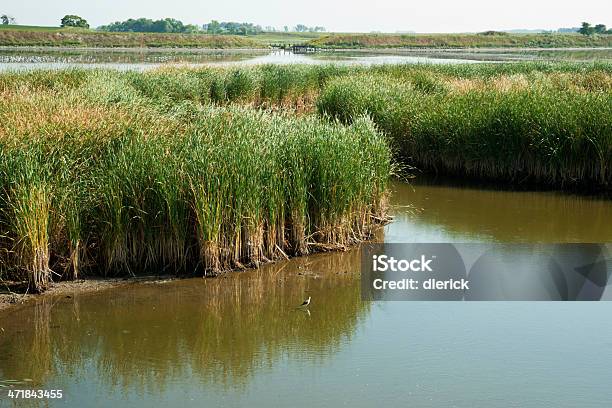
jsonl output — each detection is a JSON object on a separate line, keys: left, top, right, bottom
{"left": 0, "top": 30, "right": 261, "bottom": 48}
{"left": 1, "top": 62, "right": 609, "bottom": 290}
{"left": 317, "top": 66, "right": 612, "bottom": 188}
{"left": 0, "top": 73, "right": 390, "bottom": 292}
{"left": 308, "top": 33, "right": 612, "bottom": 49}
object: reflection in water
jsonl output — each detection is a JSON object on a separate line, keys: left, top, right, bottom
{"left": 0, "top": 49, "right": 484, "bottom": 71}
{"left": 0, "top": 250, "right": 367, "bottom": 399}
{"left": 0, "top": 47, "right": 610, "bottom": 71}
{"left": 0, "top": 48, "right": 266, "bottom": 64}
{"left": 388, "top": 178, "right": 612, "bottom": 243}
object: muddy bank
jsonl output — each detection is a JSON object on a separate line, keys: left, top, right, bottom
{"left": 0, "top": 276, "right": 181, "bottom": 312}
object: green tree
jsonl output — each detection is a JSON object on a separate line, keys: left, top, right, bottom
{"left": 206, "top": 20, "right": 221, "bottom": 34}
{"left": 594, "top": 24, "right": 607, "bottom": 34}
{"left": 203, "top": 21, "right": 262, "bottom": 35}
{"left": 183, "top": 24, "right": 200, "bottom": 33}
{"left": 61, "top": 15, "right": 89, "bottom": 28}
{"left": 1, "top": 14, "right": 15, "bottom": 25}
{"left": 578, "top": 22, "right": 594, "bottom": 35}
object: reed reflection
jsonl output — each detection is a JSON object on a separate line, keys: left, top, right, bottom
{"left": 0, "top": 249, "right": 368, "bottom": 396}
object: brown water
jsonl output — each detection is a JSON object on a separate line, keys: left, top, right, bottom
{"left": 390, "top": 177, "right": 612, "bottom": 243}
{"left": 2, "top": 178, "right": 612, "bottom": 407}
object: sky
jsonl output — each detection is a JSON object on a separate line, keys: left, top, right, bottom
{"left": 4, "top": 0, "right": 611, "bottom": 33}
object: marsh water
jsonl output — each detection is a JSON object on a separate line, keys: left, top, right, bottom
{"left": 0, "top": 47, "right": 610, "bottom": 71}
{"left": 2, "top": 178, "right": 612, "bottom": 407}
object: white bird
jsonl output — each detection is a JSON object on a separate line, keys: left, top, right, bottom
{"left": 299, "top": 296, "right": 311, "bottom": 308}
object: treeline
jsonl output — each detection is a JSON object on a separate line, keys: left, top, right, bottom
{"left": 579, "top": 22, "right": 611, "bottom": 35}
{"left": 204, "top": 21, "right": 263, "bottom": 35}
{"left": 96, "top": 17, "right": 325, "bottom": 35}
{"left": 98, "top": 18, "right": 200, "bottom": 33}
{"left": 204, "top": 21, "right": 325, "bottom": 35}
{"left": 294, "top": 24, "right": 326, "bottom": 33}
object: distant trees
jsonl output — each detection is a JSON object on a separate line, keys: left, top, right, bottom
{"left": 294, "top": 24, "right": 326, "bottom": 32}
{"left": 479, "top": 30, "right": 507, "bottom": 36}
{"left": 1, "top": 14, "right": 16, "bottom": 25}
{"left": 99, "top": 18, "right": 200, "bottom": 33}
{"left": 97, "top": 18, "right": 326, "bottom": 35}
{"left": 579, "top": 22, "right": 594, "bottom": 35}
{"left": 579, "top": 22, "right": 611, "bottom": 35}
{"left": 61, "top": 15, "right": 89, "bottom": 28}
{"left": 204, "top": 21, "right": 262, "bottom": 35}
{"left": 203, "top": 21, "right": 325, "bottom": 35}
{"left": 203, "top": 22, "right": 325, "bottom": 34}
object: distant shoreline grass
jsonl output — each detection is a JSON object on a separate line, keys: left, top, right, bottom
{"left": 1, "top": 26, "right": 611, "bottom": 49}
{"left": 308, "top": 33, "right": 612, "bottom": 49}
{"left": 0, "top": 27, "right": 262, "bottom": 48}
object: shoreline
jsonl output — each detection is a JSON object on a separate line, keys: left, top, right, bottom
{"left": 0, "top": 45, "right": 271, "bottom": 53}
{"left": 0, "top": 45, "right": 611, "bottom": 53}
{"left": 0, "top": 275, "right": 184, "bottom": 312}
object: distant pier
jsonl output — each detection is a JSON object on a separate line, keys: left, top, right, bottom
{"left": 271, "top": 44, "right": 318, "bottom": 53}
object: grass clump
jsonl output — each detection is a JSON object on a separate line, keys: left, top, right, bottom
{"left": 0, "top": 75, "right": 390, "bottom": 291}
{"left": 317, "top": 66, "right": 612, "bottom": 187}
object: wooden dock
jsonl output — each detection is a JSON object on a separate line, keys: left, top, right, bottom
{"left": 291, "top": 45, "right": 318, "bottom": 53}
{"left": 271, "top": 44, "right": 318, "bottom": 53}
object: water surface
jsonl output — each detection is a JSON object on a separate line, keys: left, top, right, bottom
{"left": 0, "top": 47, "right": 609, "bottom": 71}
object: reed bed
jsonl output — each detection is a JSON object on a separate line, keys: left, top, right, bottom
{"left": 1, "top": 62, "right": 609, "bottom": 291}
{"left": 0, "top": 73, "right": 390, "bottom": 292}
{"left": 1, "top": 62, "right": 606, "bottom": 109}
{"left": 317, "top": 65, "right": 612, "bottom": 188}
{"left": 12, "top": 65, "right": 347, "bottom": 115}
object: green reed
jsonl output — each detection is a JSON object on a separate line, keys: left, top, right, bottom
{"left": 0, "top": 75, "right": 390, "bottom": 291}
{"left": 317, "top": 66, "right": 612, "bottom": 187}
{"left": 1, "top": 62, "right": 609, "bottom": 291}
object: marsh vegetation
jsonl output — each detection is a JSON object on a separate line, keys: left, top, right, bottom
{"left": 307, "top": 32, "right": 612, "bottom": 49}
{"left": 317, "top": 64, "right": 612, "bottom": 187}
{"left": 0, "top": 67, "right": 391, "bottom": 291}
{"left": 0, "top": 61, "right": 610, "bottom": 293}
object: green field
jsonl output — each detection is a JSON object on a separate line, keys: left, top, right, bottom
{"left": 0, "top": 25, "right": 322, "bottom": 47}
{"left": 249, "top": 31, "right": 326, "bottom": 45}
{"left": 0, "top": 26, "right": 262, "bottom": 48}
{"left": 1, "top": 25, "right": 611, "bottom": 48}
{"left": 308, "top": 32, "right": 612, "bottom": 48}
{"left": 0, "top": 24, "right": 84, "bottom": 32}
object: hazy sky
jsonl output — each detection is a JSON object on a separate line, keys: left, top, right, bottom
{"left": 4, "top": 0, "right": 611, "bottom": 33}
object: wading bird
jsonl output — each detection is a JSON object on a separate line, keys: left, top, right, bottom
{"left": 299, "top": 296, "right": 311, "bottom": 308}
